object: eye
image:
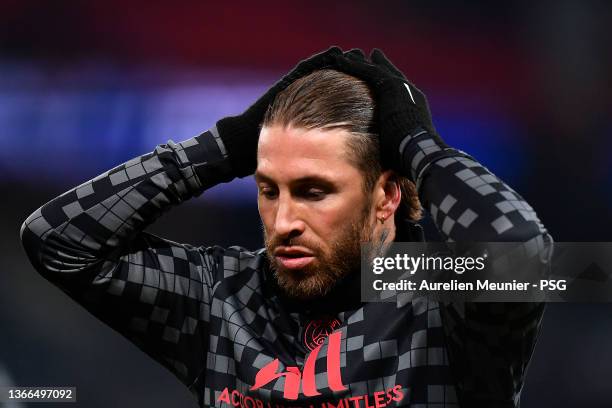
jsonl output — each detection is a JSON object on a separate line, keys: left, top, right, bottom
{"left": 302, "top": 188, "right": 326, "bottom": 201}
{"left": 259, "top": 187, "right": 278, "bottom": 200}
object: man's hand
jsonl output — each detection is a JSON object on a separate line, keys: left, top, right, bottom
{"left": 216, "top": 46, "right": 343, "bottom": 178}
{"left": 332, "top": 49, "right": 450, "bottom": 181}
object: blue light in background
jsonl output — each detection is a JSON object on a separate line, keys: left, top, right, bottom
{"left": 0, "top": 65, "right": 531, "bottom": 205}
{"left": 434, "top": 113, "right": 530, "bottom": 186}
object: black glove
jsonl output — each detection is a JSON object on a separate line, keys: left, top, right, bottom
{"left": 333, "top": 48, "right": 452, "bottom": 181}
{"left": 216, "top": 46, "right": 343, "bottom": 177}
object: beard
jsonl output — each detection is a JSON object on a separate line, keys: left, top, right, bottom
{"left": 264, "top": 199, "right": 374, "bottom": 300}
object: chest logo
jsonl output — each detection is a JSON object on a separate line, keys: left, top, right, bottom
{"left": 250, "top": 330, "right": 346, "bottom": 400}
{"left": 303, "top": 317, "right": 341, "bottom": 352}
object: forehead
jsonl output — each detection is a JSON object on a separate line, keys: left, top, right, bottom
{"left": 256, "top": 125, "right": 360, "bottom": 182}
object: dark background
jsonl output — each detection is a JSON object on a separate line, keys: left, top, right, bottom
{"left": 1, "top": 1, "right": 611, "bottom": 407}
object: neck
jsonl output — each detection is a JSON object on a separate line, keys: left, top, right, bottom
{"left": 370, "top": 219, "right": 396, "bottom": 260}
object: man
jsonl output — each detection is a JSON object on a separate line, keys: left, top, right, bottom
{"left": 20, "top": 47, "right": 552, "bottom": 407}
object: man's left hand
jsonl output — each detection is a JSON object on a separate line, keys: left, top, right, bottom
{"left": 331, "top": 49, "right": 450, "bottom": 181}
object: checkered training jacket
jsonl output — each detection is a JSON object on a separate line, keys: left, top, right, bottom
{"left": 20, "top": 127, "right": 553, "bottom": 407}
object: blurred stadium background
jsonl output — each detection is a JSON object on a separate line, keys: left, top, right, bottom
{"left": 0, "top": 1, "right": 611, "bottom": 407}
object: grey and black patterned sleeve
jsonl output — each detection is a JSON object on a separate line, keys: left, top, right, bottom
{"left": 19, "top": 128, "right": 234, "bottom": 388}
{"left": 403, "top": 132, "right": 553, "bottom": 406}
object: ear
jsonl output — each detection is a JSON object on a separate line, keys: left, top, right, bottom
{"left": 374, "top": 170, "right": 402, "bottom": 223}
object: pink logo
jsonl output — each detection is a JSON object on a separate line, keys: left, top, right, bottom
{"left": 303, "top": 317, "right": 341, "bottom": 352}
{"left": 250, "top": 330, "right": 346, "bottom": 400}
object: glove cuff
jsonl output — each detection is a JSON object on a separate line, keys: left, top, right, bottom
{"left": 215, "top": 116, "right": 260, "bottom": 178}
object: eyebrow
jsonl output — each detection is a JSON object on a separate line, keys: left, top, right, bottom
{"left": 254, "top": 172, "right": 336, "bottom": 187}
{"left": 253, "top": 171, "right": 273, "bottom": 184}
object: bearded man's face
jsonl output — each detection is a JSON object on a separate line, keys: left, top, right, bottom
{"left": 256, "top": 125, "right": 378, "bottom": 300}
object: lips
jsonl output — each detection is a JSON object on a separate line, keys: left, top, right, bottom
{"left": 274, "top": 246, "right": 315, "bottom": 270}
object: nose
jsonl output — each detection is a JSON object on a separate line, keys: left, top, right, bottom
{"left": 274, "top": 193, "right": 305, "bottom": 240}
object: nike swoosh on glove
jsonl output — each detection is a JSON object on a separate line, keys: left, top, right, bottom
{"left": 333, "top": 48, "right": 453, "bottom": 182}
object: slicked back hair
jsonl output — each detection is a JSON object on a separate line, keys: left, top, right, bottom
{"left": 262, "top": 69, "right": 422, "bottom": 222}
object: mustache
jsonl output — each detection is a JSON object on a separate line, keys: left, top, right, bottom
{"left": 264, "top": 233, "right": 321, "bottom": 255}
